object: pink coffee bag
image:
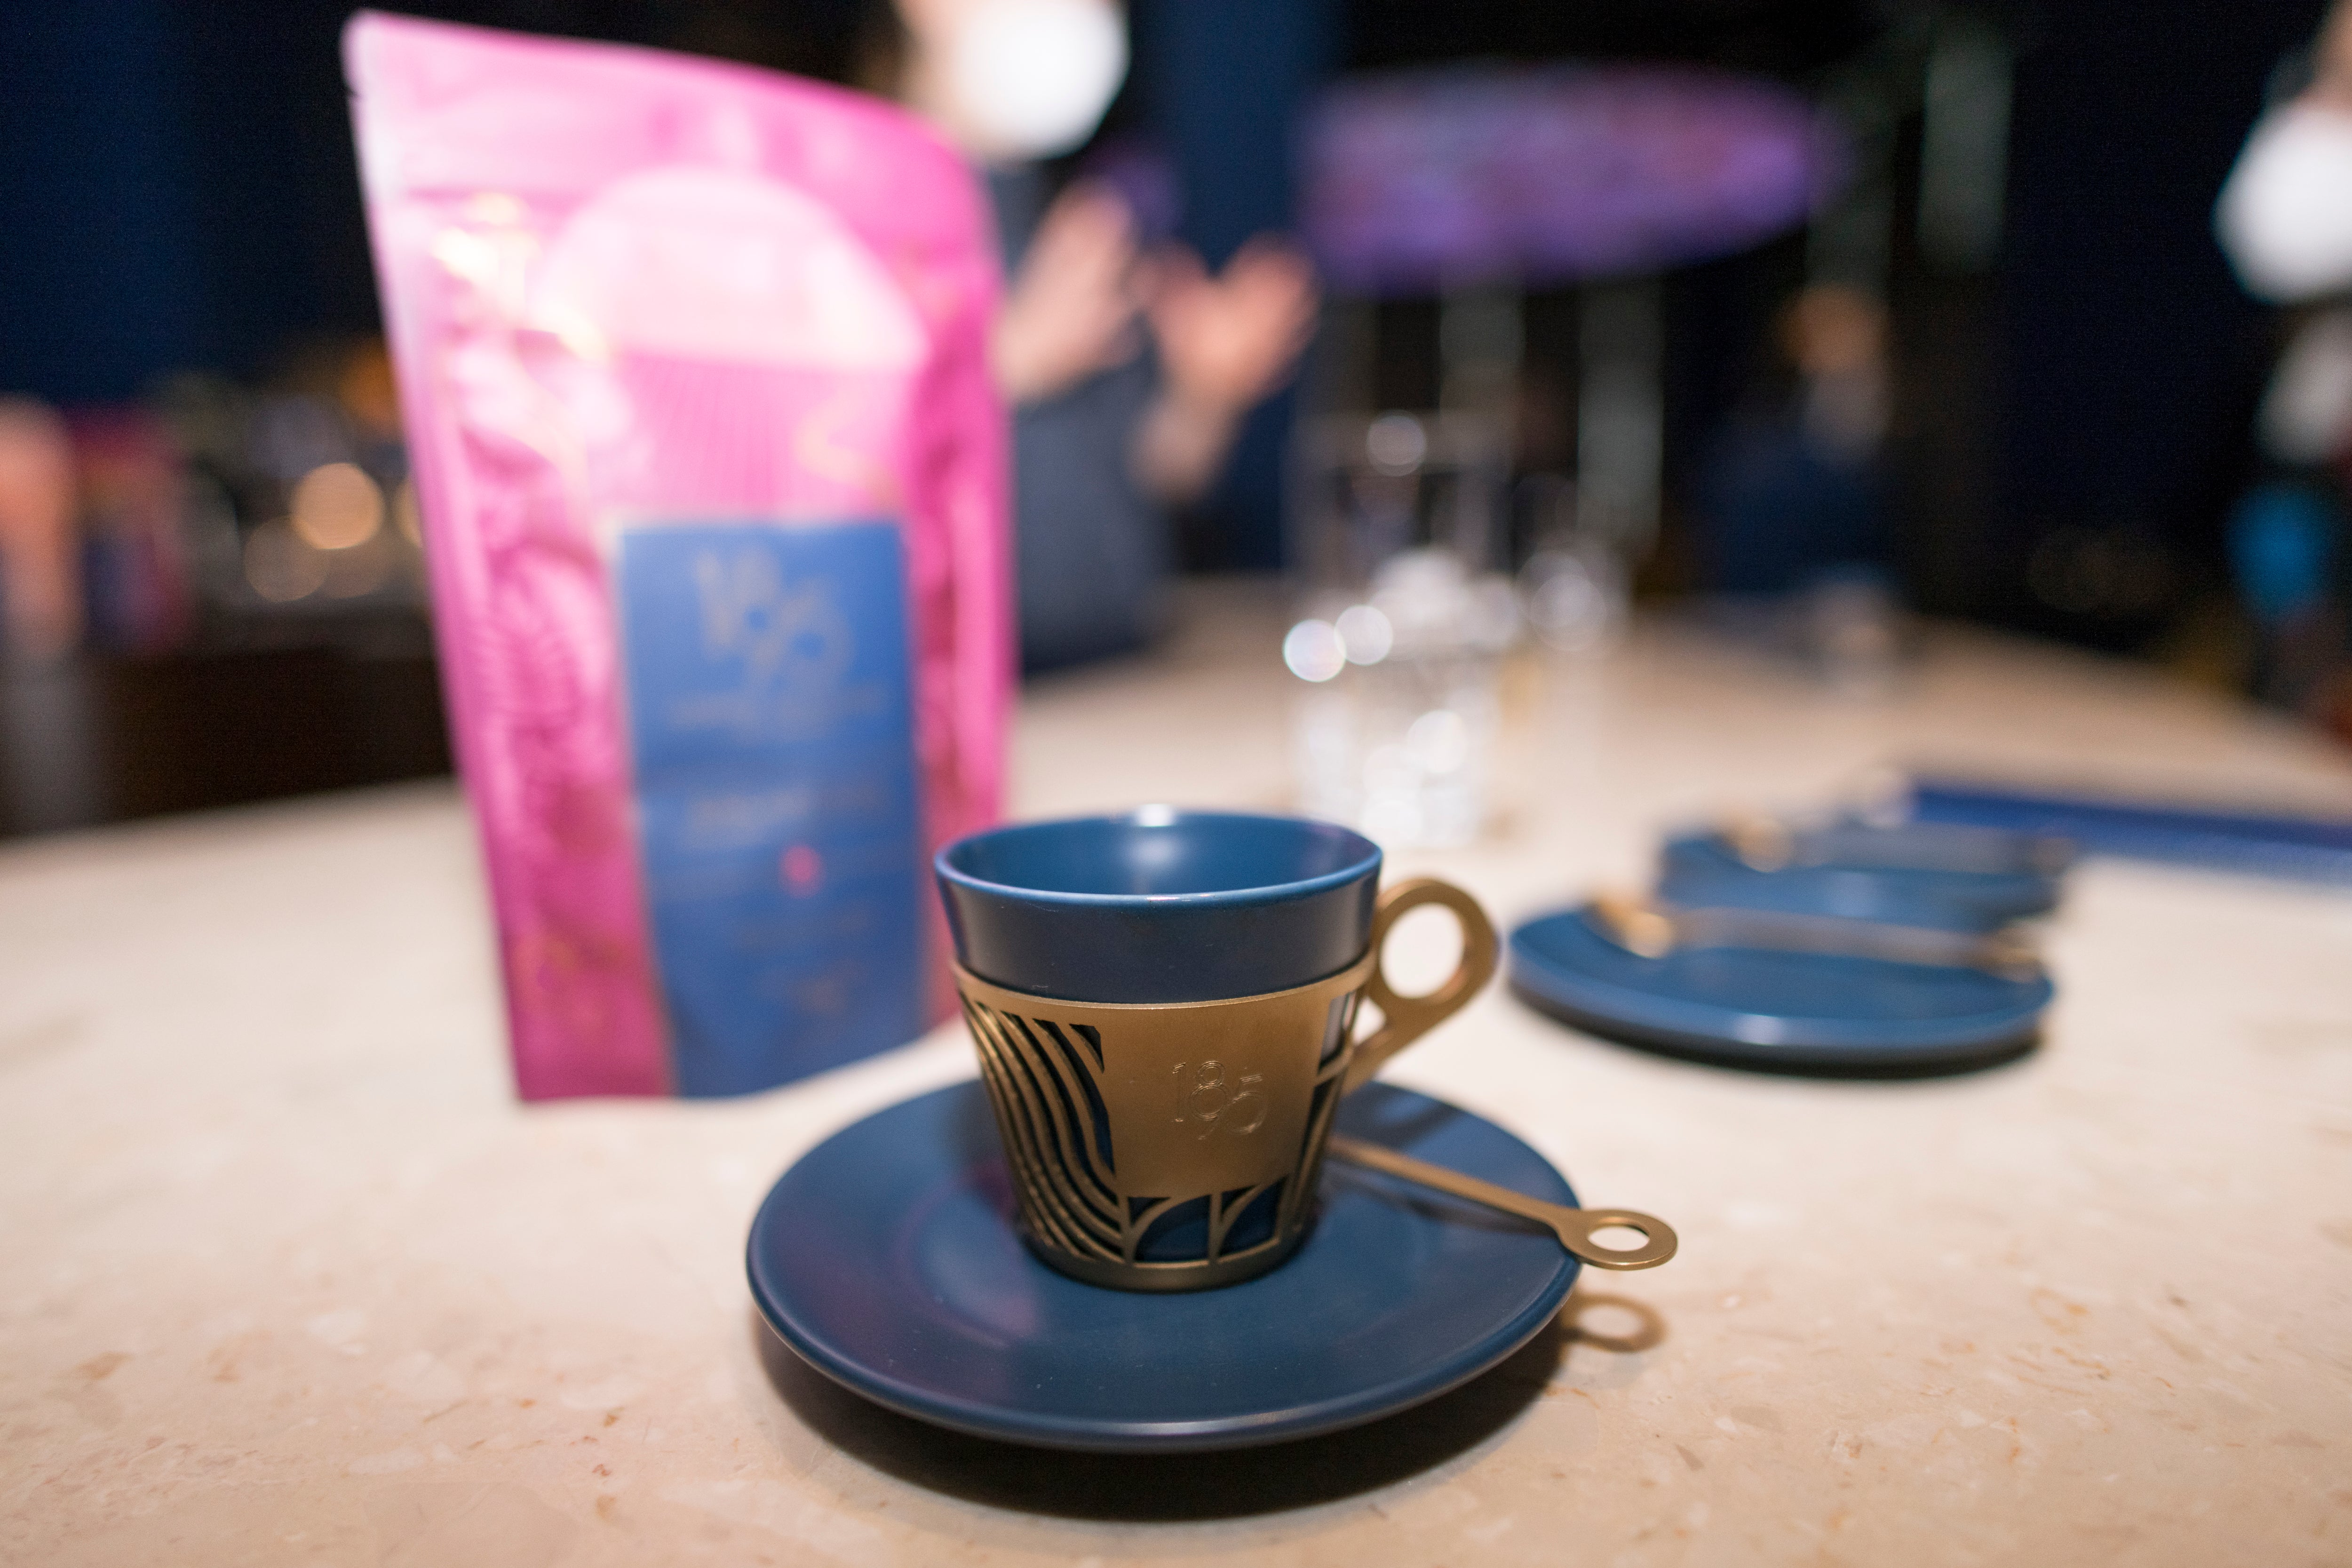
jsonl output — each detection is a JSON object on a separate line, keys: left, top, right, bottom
{"left": 346, "top": 13, "right": 1010, "bottom": 1098}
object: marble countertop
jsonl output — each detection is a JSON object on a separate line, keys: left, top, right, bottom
{"left": 6, "top": 586, "right": 2351, "bottom": 1566}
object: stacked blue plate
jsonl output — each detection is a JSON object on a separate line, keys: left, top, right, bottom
{"left": 1657, "top": 819, "right": 2068, "bottom": 929}
{"left": 1510, "top": 815, "right": 2070, "bottom": 1073}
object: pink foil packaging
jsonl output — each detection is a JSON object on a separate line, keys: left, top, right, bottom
{"left": 346, "top": 13, "right": 1010, "bottom": 1099}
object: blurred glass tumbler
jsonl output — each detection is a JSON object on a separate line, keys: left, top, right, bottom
{"left": 1287, "top": 550, "right": 1517, "bottom": 847}
{"left": 1288, "top": 414, "right": 1519, "bottom": 847}
{"left": 935, "top": 810, "right": 1498, "bottom": 1291}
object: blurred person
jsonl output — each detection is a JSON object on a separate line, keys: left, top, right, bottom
{"left": 2216, "top": 0, "right": 2352, "bottom": 739}
{"left": 0, "top": 399, "right": 81, "bottom": 661}
{"left": 2217, "top": 0, "right": 2352, "bottom": 304}
{"left": 1694, "top": 284, "right": 1891, "bottom": 595}
{"left": 889, "top": 0, "right": 1319, "bottom": 669}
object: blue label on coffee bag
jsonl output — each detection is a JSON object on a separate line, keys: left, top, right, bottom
{"left": 617, "top": 521, "right": 923, "bottom": 1097}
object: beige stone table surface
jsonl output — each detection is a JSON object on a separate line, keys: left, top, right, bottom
{"left": 7, "top": 586, "right": 2352, "bottom": 1567}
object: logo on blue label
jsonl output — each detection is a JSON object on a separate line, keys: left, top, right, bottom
{"left": 618, "top": 521, "right": 924, "bottom": 1096}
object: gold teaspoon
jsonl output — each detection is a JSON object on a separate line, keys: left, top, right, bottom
{"left": 1326, "top": 1135, "right": 1678, "bottom": 1270}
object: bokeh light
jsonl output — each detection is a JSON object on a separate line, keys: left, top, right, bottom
{"left": 1335, "top": 603, "right": 1395, "bottom": 665}
{"left": 1282, "top": 618, "right": 1348, "bottom": 682}
{"left": 288, "top": 461, "right": 384, "bottom": 551}
{"left": 243, "top": 519, "right": 328, "bottom": 602}
{"left": 1365, "top": 412, "right": 1427, "bottom": 475}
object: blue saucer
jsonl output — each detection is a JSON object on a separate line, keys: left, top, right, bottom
{"left": 1510, "top": 904, "right": 2053, "bottom": 1071}
{"left": 1659, "top": 827, "right": 2062, "bottom": 930}
{"left": 747, "top": 1080, "right": 1580, "bottom": 1452}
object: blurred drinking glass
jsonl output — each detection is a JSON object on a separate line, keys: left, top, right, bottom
{"left": 1512, "top": 472, "right": 1629, "bottom": 659}
{"left": 1800, "top": 565, "right": 1904, "bottom": 698}
{"left": 1287, "top": 412, "right": 1517, "bottom": 847}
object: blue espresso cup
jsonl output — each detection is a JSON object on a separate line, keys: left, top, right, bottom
{"left": 935, "top": 808, "right": 1385, "bottom": 1002}
{"left": 935, "top": 807, "right": 1500, "bottom": 1289}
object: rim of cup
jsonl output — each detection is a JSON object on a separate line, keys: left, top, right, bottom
{"left": 935, "top": 807, "right": 1382, "bottom": 909}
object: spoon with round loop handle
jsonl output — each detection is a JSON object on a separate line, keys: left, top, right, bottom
{"left": 1325, "top": 1135, "right": 1678, "bottom": 1270}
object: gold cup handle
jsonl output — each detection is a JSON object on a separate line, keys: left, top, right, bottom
{"left": 1339, "top": 876, "right": 1500, "bottom": 1094}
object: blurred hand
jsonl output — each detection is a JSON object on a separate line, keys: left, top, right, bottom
{"left": 992, "top": 183, "right": 1145, "bottom": 406}
{"left": 1144, "top": 236, "right": 1320, "bottom": 419}
{"left": 1128, "top": 235, "right": 1319, "bottom": 506}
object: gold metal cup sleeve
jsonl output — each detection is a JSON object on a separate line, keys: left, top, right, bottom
{"left": 953, "top": 875, "right": 1498, "bottom": 1292}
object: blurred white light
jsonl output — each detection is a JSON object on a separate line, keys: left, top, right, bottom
{"left": 1362, "top": 796, "right": 1424, "bottom": 844}
{"left": 1530, "top": 562, "right": 1605, "bottom": 650}
{"left": 1282, "top": 619, "right": 1347, "bottom": 682}
{"left": 1130, "top": 804, "right": 1178, "bottom": 827}
{"left": 1406, "top": 708, "right": 1470, "bottom": 773}
{"left": 1467, "top": 573, "right": 1523, "bottom": 652}
{"left": 1362, "top": 741, "right": 1418, "bottom": 794}
{"left": 289, "top": 462, "right": 384, "bottom": 551}
{"left": 1365, "top": 413, "right": 1426, "bottom": 475}
{"left": 1334, "top": 603, "right": 1393, "bottom": 665}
